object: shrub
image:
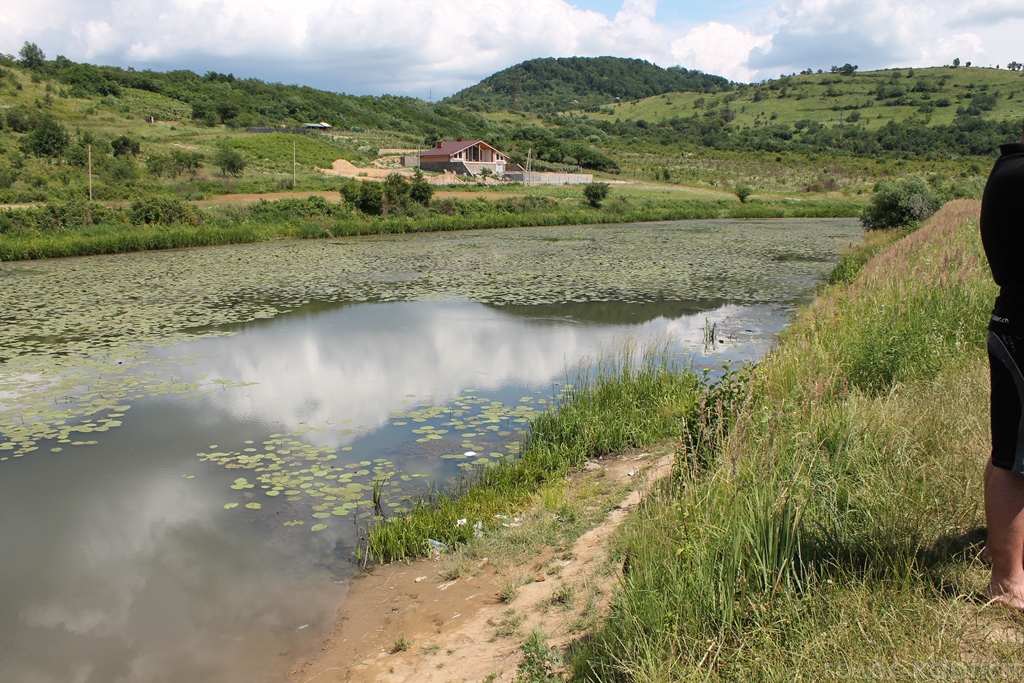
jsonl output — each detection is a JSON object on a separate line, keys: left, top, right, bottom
{"left": 860, "top": 175, "right": 941, "bottom": 230}
{"left": 735, "top": 186, "right": 754, "bottom": 203}
{"left": 111, "top": 135, "right": 141, "bottom": 157}
{"left": 355, "top": 181, "right": 383, "bottom": 216}
{"left": 21, "top": 113, "right": 69, "bottom": 161}
{"left": 409, "top": 179, "right": 433, "bottom": 206}
{"left": 249, "top": 196, "right": 335, "bottom": 220}
{"left": 213, "top": 145, "right": 245, "bottom": 177}
{"left": 582, "top": 181, "right": 609, "bottom": 207}
{"left": 129, "top": 196, "right": 201, "bottom": 225}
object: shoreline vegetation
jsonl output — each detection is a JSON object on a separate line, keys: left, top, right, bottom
{"left": 362, "top": 199, "right": 1018, "bottom": 680}
{"left": 571, "top": 198, "right": 1005, "bottom": 680}
{"left": 0, "top": 193, "right": 861, "bottom": 261}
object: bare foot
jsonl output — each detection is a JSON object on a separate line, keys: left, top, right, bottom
{"left": 980, "top": 545, "right": 1024, "bottom": 568}
{"left": 987, "top": 580, "right": 1024, "bottom": 610}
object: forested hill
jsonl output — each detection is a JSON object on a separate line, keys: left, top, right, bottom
{"left": 445, "top": 56, "right": 731, "bottom": 112}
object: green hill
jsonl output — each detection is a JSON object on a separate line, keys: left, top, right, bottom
{"left": 445, "top": 56, "right": 730, "bottom": 113}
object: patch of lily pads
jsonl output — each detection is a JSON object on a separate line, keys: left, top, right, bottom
{"left": 209, "top": 389, "right": 551, "bottom": 529}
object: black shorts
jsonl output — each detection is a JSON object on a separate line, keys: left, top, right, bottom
{"left": 989, "top": 320, "right": 1024, "bottom": 474}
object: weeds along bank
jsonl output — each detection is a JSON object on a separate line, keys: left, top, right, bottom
{"left": 0, "top": 193, "right": 860, "bottom": 261}
{"left": 572, "top": 200, "right": 1019, "bottom": 681}
{"left": 365, "top": 348, "right": 740, "bottom": 564}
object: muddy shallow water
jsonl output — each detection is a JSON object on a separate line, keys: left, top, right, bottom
{"left": 0, "top": 218, "right": 861, "bottom": 682}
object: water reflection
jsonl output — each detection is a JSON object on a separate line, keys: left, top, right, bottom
{"left": 1, "top": 298, "right": 790, "bottom": 683}
{"left": 0, "top": 400, "right": 340, "bottom": 683}
{"left": 169, "top": 299, "right": 784, "bottom": 441}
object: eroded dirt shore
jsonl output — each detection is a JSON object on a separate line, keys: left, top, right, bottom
{"left": 288, "top": 445, "right": 676, "bottom": 683}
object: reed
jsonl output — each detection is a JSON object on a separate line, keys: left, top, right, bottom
{"left": 0, "top": 196, "right": 862, "bottom": 261}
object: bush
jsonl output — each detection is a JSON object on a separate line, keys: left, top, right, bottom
{"left": 111, "top": 135, "right": 140, "bottom": 157}
{"left": 354, "top": 181, "right": 383, "bottom": 216}
{"left": 582, "top": 181, "right": 609, "bottom": 207}
{"left": 735, "top": 186, "right": 753, "bottom": 203}
{"left": 249, "top": 196, "right": 335, "bottom": 220}
{"left": 860, "top": 175, "right": 941, "bottom": 230}
{"left": 409, "top": 179, "right": 433, "bottom": 206}
{"left": 129, "top": 196, "right": 201, "bottom": 225}
{"left": 213, "top": 145, "right": 245, "bottom": 177}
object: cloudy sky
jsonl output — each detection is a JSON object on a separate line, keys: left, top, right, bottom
{"left": 0, "top": 0, "right": 1019, "bottom": 99}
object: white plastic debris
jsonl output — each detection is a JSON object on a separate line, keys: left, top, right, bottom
{"left": 472, "top": 521, "right": 483, "bottom": 539}
{"left": 456, "top": 518, "right": 467, "bottom": 527}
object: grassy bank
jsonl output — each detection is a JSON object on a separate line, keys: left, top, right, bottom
{"left": 365, "top": 348, "right": 743, "bottom": 565}
{"left": 571, "top": 200, "right": 1018, "bottom": 681}
{"left": 0, "top": 195, "right": 860, "bottom": 261}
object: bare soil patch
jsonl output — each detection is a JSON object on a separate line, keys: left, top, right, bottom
{"left": 288, "top": 444, "right": 676, "bottom": 683}
{"left": 320, "top": 159, "right": 412, "bottom": 181}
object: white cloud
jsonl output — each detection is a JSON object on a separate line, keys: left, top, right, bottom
{"left": 0, "top": 0, "right": 1021, "bottom": 93}
{"left": 0, "top": 0, "right": 676, "bottom": 95}
{"left": 950, "top": 0, "right": 1024, "bottom": 26}
{"left": 929, "top": 33, "right": 986, "bottom": 66}
{"left": 747, "top": 0, "right": 1018, "bottom": 77}
{"left": 671, "top": 22, "right": 772, "bottom": 82}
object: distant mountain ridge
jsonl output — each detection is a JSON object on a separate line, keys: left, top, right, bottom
{"left": 445, "top": 56, "right": 731, "bottom": 112}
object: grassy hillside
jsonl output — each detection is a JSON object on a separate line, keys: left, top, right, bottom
{"left": 588, "top": 66, "right": 1024, "bottom": 130}
{"left": 571, "top": 201, "right": 1016, "bottom": 680}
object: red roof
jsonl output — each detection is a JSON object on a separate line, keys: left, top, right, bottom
{"left": 422, "top": 140, "right": 495, "bottom": 157}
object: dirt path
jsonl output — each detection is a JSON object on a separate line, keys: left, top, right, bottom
{"left": 288, "top": 445, "right": 675, "bottom": 683}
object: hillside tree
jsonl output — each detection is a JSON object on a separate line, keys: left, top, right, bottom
{"left": 22, "top": 112, "right": 69, "bottom": 161}
{"left": 583, "top": 182, "right": 609, "bottom": 207}
{"left": 213, "top": 145, "right": 245, "bottom": 177}
{"left": 18, "top": 42, "right": 46, "bottom": 70}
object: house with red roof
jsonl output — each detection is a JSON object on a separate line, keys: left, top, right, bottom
{"left": 418, "top": 139, "right": 510, "bottom": 176}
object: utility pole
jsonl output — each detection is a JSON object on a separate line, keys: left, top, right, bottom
{"left": 525, "top": 148, "right": 532, "bottom": 186}
{"left": 87, "top": 144, "right": 93, "bottom": 202}
{"left": 292, "top": 140, "right": 297, "bottom": 189}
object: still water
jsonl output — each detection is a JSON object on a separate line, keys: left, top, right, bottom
{"left": 0, "top": 219, "right": 862, "bottom": 682}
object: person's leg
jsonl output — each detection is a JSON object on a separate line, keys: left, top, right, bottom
{"left": 982, "top": 460, "right": 995, "bottom": 563}
{"left": 986, "top": 461, "right": 1024, "bottom": 608}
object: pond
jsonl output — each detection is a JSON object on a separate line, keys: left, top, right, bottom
{"left": 0, "top": 218, "right": 861, "bottom": 682}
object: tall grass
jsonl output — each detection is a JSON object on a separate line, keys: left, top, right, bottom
{"left": 365, "top": 345, "right": 743, "bottom": 565}
{"left": 0, "top": 197, "right": 861, "bottom": 261}
{"left": 571, "top": 200, "right": 1016, "bottom": 681}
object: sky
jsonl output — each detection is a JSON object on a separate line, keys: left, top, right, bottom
{"left": 0, "top": 0, "right": 1021, "bottom": 99}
